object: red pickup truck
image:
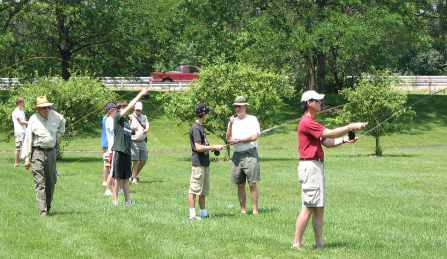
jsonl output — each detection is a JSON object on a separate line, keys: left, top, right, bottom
{"left": 151, "top": 65, "right": 201, "bottom": 82}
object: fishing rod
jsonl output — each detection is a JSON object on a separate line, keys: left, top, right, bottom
{"left": 357, "top": 87, "right": 447, "bottom": 139}
{"left": 219, "top": 100, "right": 362, "bottom": 155}
{"left": 257, "top": 100, "right": 361, "bottom": 136}
{"left": 365, "top": 87, "right": 447, "bottom": 125}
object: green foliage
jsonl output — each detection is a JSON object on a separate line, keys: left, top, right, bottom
{"left": 328, "top": 68, "right": 415, "bottom": 154}
{"left": 158, "top": 61, "right": 295, "bottom": 141}
{"left": 2, "top": 72, "right": 118, "bottom": 136}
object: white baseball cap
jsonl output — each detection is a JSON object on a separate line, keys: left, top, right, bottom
{"left": 135, "top": 102, "right": 143, "bottom": 110}
{"left": 301, "top": 90, "right": 325, "bottom": 102}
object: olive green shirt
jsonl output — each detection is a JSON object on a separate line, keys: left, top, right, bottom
{"left": 21, "top": 110, "right": 65, "bottom": 160}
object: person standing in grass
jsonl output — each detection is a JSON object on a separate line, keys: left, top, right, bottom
{"left": 22, "top": 96, "right": 65, "bottom": 217}
{"left": 12, "top": 97, "right": 28, "bottom": 167}
{"left": 226, "top": 96, "right": 261, "bottom": 215}
{"left": 188, "top": 103, "right": 225, "bottom": 220}
{"left": 110, "top": 86, "right": 149, "bottom": 205}
{"left": 101, "top": 103, "right": 112, "bottom": 187}
{"left": 104, "top": 102, "right": 117, "bottom": 196}
{"left": 292, "top": 90, "right": 366, "bottom": 249}
{"left": 130, "top": 101, "right": 149, "bottom": 184}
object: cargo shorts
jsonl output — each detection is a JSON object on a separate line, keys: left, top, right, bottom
{"left": 14, "top": 133, "right": 25, "bottom": 151}
{"left": 189, "top": 166, "right": 210, "bottom": 196}
{"left": 297, "top": 160, "right": 326, "bottom": 207}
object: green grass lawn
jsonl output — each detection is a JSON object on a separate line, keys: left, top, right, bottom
{"left": 1, "top": 91, "right": 447, "bottom": 258}
{"left": 1, "top": 148, "right": 446, "bottom": 258}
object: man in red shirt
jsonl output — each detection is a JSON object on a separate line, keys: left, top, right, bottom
{"left": 292, "top": 90, "right": 367, "bottom": 250}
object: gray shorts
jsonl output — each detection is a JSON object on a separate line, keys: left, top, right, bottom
{"left": 189, "top": 166, "right": 210, "bottom": 196}
{"left": 14, "top": 133, "right": 25, "bottom": 151}
{"left": 131, "top": 140, "right": 148, "bottom": 161}
{"left": 297, "top": 160, "right": 326, "bottom": 207}
{"left": 231, "top": 149, "right": 260, "bottom": 185}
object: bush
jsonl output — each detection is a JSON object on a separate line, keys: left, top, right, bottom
{"left": 0, "top": 72, "right": 119, "bottom": 152}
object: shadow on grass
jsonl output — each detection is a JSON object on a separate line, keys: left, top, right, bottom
{"left": 259, "top": 157, "right": 298, "bottom": 161}
{"left": 362, "top": 154, "right": 417, "bottom": 158}
{"left": 58, "top": 157, "right": 100, "bottom": 163}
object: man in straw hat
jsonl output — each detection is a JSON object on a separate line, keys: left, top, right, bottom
{"left": 226, "top": 96, "right": 261, "bottom": 215}
{"left": 22, "top": 96, "right": 65, "bottom": 218}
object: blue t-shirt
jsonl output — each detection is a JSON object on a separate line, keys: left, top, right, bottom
{"left": 101, "top": 115, "right": 108, "bottom": 148}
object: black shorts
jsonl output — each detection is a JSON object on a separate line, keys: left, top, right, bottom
{"left": 111, "top": 151, "right": 132, "bottom": 180}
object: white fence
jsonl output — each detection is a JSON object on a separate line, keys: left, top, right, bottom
{"left": 2, "top": 76, "right": 447, "bottom": 92}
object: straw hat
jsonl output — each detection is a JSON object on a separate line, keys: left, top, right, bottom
{"left": 33, "top": 96, "right": 53, "bottom": 109}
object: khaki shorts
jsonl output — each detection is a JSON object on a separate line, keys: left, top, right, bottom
{"left": 14, "top": 133, "right": 25, "bottom": 151}
{"left": 189, "top": 166, "right": 210, "bottom": 196}
{"left": 231, "top": 149, "right": 260, "bottom": 185}
{"left": 297, "top": 160, "right": 326, "bottom": 207}
{"left": 131, "top": 140, "right": 148, "bottom": 161}
{"left": 103, "top": 147, "right": 110, "bottom": 167}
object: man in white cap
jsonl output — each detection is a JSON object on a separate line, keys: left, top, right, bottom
{"left": 130, "top": 101, "right": 149, "bottom": 184}
{"left": 292, "top": 90, "right": 366, "bottom": 249}
{"left": 226, "top": 96, "right": 261, "bottom": 215}
{"left": 22, "top": 96, "right": 65, "bottom": 217}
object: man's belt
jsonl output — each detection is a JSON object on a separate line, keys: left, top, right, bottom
{"left": 33, "top": 146, "right": 54, "bottom": 152}
{"left": 235, "top": 147, "right": 256, "bottom": 155}
{"left": 300, "top": 158, "right": 324, "bottom": 163}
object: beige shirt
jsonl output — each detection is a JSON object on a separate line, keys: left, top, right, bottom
{"left": 130, "top": 113, "right": 149, "bottom": 142}
{"left": 21, "top": 110, "right": 65, "bottom": 160}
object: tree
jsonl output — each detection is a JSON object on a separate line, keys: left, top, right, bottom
{"left": 0, "top": 72, "right": 118, "bottom": 138}
{"left": 232, "top": 0, "right": 428, "bottom": 94}
{"left": 158, "top": 60, "right": 295, "bottom": 146}
{"left": 5, "top": 0, "right": 166, "bottom": 80}
{"left": 328, "top": 68, "right": 414, "bottom": 155}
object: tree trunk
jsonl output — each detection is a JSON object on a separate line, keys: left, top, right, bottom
{"left": 306, "top": 55, "right": 316, "bottom": 90}
{"left": 61, "top": 50, "right": 71, "bottom": 81}
{"left": 56, "top": 6, "right": 71, "bottom": 81}
{"left": 316, "top": 50, "right": 325, "bottom": 105}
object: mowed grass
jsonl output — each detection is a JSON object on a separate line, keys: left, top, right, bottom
{"left": 1, "top": 91, "right": 447, "bottom": 258}
{"left": 1, "top": 148, "right": 446, "bottom": 258}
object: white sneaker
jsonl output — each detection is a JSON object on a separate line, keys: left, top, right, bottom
{"left": 102, "top": 182, "right": 107, "bottom": 186}
{"left": 14, "top": 164, "right": 19, "bottom": 167}
{"left": 188, "top": 216, "right": 202, "bottom": 220}
{"left": 118, "top": 189, "right": 123, "bottom": 194}
{"left": 104, "top": 190, "right": 113, "bottom": 196}
{"left": 113, "top": 201, "right": 118, "bottom": 206}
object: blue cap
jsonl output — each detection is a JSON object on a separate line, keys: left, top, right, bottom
{"left": 106, "top": 102, "right": 116, "bottom": 111}
{"left": 49, "top": 105, "right": 57, "bottom": 110}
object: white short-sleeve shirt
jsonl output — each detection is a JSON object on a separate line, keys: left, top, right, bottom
{"left": 12, "top": 108, "right": 26, "bottom": 134}
{"left": 230, "top": 114, "right": 260, "bottom": 152}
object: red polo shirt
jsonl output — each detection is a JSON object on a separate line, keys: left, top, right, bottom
{"left": 298, "top": 115, "right": 327, "bottom": 160}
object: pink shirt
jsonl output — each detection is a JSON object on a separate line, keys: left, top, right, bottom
{"left": 298, "top": 115, "right": 327, "bottom": 160}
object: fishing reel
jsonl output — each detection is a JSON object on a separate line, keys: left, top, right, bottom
{"left": 143, "top": 94, "right": 150, "bottom": 100}
{"left": 205, "top": 143, "right": 221, "bottom": 156}
{"left": 348, "top": 131, "right": 355, "bottom": 140}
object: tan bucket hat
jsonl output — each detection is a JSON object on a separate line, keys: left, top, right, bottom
{"left": 33, "top": 96, "right": 53, "bottom": 109}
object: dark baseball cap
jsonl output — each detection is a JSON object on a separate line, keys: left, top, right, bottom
{"left": 106, "top": 102, "right": 117, "bottom": 111}
{"left": 195, "top": 103, "right": 212, "bottom": 113}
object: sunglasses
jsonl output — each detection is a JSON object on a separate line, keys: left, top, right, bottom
{"left": 234, "top": 105, "right": 244, "bottom": 108}
{"left": 309, "top": 99, "right": 322, "bottom": 103}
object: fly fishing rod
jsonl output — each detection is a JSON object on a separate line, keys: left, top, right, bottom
{"left": 219, "top": 100, "right": 361, "bottom": 155}
{"left": 356, "top": 87, "right": 447, "bottom": 139}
